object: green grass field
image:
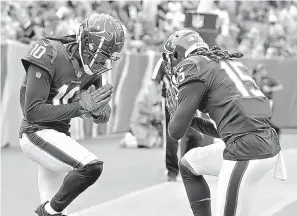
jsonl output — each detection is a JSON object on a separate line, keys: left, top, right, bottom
{"left": 1, "top": 130, "right": 297, "bottom": 216}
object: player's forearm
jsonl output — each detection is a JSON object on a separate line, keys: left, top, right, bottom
{"left": 25, "top": 102, "right": 82, "bottom": 122}
{"left": 168, "top": 81, "right": 207, "bottom": 140}
{"left": 168, "top": 116, "right": 191, "bottom": 140}
{"left": 190, "top": 117, "right": 220, "bottom": 138}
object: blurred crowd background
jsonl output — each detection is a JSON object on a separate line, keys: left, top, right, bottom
{"left": 1, "top": 0, "right": 297, "bottom": 149}
{"left": 2, "top": 0, "right": 297, "bottom": 58}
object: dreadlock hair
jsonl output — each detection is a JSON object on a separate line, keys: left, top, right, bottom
{"left": 45, "top": 34, "right": 77, "bottom": 44}
{"left": 189, "top": 45, "right": 244, "bottom": 62}
{"left": 45, "top": 34, "right": 78, "bottom": 58}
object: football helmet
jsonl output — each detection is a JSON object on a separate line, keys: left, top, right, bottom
{"left": 162, "top": 29, "right": 209, "bottom": 77}
{"left": 77, "top": 13, "right": 125, "bottom": 75}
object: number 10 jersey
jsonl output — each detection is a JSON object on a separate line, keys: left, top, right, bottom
{"left": 20, "top": 38, "right": 101, "bottom": 135}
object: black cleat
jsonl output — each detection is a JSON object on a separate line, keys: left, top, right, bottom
{"left": 35, "top": 201, "right": 63, "bottom": 216}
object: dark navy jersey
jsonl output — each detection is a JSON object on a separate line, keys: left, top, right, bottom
{"left": 169, "top": 55, "right": 280, "bottom": 160}
{"left": 20, "top": 38, "right": 102, "bottom": 135}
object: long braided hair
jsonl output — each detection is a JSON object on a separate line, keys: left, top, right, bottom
{"left": 45, "top": 34, "right": 78, "bottom": 58}
{"left": 189, "top": 45, "right": 244, "bottom": 62}
{"left": 45, "top": 34, "right": 77, "bottom": 44}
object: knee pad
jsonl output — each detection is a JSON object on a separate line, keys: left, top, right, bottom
{"left": 79, "top": 160, "right": 103, "bottom": 185}
{"left": 179, "top": 157, "right": 198, "bottom": 178}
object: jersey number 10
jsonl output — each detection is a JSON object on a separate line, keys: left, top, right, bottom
{"left": 53, "top": 85, "right": 80, "bottom": 105}
{"left": 220, "top": 61, "right": 265, "bottom": 98}
{"left": 29, "top": 44, "right": 46, "bottom": 59}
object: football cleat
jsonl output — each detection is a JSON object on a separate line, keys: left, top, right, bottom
{"left": 35, "top": 201, "right": 64, "bottom": 216}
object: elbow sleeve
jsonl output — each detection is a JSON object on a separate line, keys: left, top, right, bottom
{"left": 168, "top": 119, "right": 188, "bottom": 140}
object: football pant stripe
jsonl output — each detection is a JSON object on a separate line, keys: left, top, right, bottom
{"left": 27, "top": 133, "right": 83, "bottom": 169}
{"left": 224, "top": 160, "right": 249, "bottom": 216}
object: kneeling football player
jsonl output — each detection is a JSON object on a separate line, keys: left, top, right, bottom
{"left": 163, "top": 29, "right": 284, "bottom": 216}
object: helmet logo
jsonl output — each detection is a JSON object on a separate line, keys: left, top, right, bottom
{"left": 187, "top": 35, "right": 196, "bottom": 42}
{"left": 96, "top": 27, "right": 113, "bottom": 41}
{"left": 164, "top": 40, "right": 175, "bottom": 53}
{"left": 89, "top": 17, "right": 113, "bottom": 41}
{"left": 164, "top": 34, "right": 178, "bottom": 53}
{"left": 167, "top": 40, "right": 175, "bottom": 49}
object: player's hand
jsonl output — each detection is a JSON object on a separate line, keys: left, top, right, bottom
{"left": 166, "top": 86, "right": 178, "bottom": 119}
{"left": 91, "top": 103, "right": 111, "bottom": 116}
{"left": 79, "top": 84, "right": 113, "bottom": 112}
{"left": 92, "top": 104, "right": 111, "bottom": 124}
{"left": 77, "top": 86, "right": 94, "bottom": 118}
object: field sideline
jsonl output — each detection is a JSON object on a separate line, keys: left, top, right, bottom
{"left": 1, "top": 130, "right": 297, "bottom": 216}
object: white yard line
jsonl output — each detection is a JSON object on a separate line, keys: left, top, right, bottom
{"left": 70, "top": 182, "right": 170, "bottom": 216}
{"left": 260, "top": 196, "right": 297, "bottom": 216}
{"left": 70, "top": 149, "right": 297, "bottom": 216}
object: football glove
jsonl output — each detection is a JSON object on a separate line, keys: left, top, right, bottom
{"left": 78, "top": 86, "right": 95, "bottom": 119}
{"left": 165, "top": 86, "right": 178, "bottom": 119}
{"left": 79, "top": 84, "right": 113, "bottom": 113}
{"left": 92, "top": 104, "right": 111, "bottom": 124}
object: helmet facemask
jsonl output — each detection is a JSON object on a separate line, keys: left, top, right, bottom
{"left": 162, "top": 51, "right": 174, "bottom": 76}
{"left": 162, "top": 52, "right": 180, "bottom": 88}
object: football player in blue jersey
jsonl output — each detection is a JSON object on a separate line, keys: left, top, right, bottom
{"left": 163, "top": 29, "right": 285, "bottom": 216}
{"left": 19, "top": 13, "right": 124, "bottom": 216}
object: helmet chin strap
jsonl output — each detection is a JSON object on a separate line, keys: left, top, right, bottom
{"left": 83, "top": 65, "right": 93, "bottom": 75}
{"left": 78, "top": 35, "right": 106, "bottom": 76}
{"left": 78, "top": 39, "right": 94, "bottom": 75}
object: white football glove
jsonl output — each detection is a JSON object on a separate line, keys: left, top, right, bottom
{"left": 79, "top": 84, "right": 112, "bottom": 112}
{"left": 92, "top": 104, "right": 111, "bottom": 124}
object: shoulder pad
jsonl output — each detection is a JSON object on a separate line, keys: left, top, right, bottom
{"left": 175, "top": 56, "right": 206, "bottom": 88}
{"left": 21, "top": 38, "right": 58, "bottom": 78}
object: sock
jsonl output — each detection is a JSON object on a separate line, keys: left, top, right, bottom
{"left": 45, "top": 202, "right": 60, "bottom": 215}
{"left": 179, "top": 160, "right": 212, "bottom": 216}
{"left": 50, "top": 162, "right": 103, "bottom": 212}
{"left": 191, "top": 198, "right": 211, "bottom": 216}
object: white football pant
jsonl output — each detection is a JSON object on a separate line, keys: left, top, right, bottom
{"left": 19, "top": 129, "right": 98, "bottom": 214}
{"left": 182, "top": 138, "right": 285, "bottom": 216}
